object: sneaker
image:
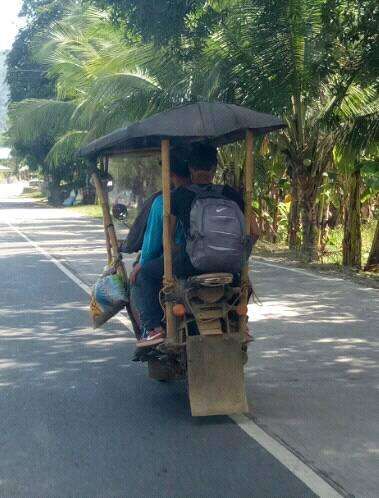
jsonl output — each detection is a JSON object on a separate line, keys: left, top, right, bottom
{"left": 136, "top": 328, "right": 165, "bottom": 348}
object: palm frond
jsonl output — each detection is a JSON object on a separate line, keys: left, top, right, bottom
{"left": 46, "top": 130, "right": 87, "bottom": 167}
{"left": 8, "top": 99, "right": 76, "bottom": 145}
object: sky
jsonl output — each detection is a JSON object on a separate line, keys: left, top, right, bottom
{"left": 0, "top": 0, "right": 26, "bottom": 51}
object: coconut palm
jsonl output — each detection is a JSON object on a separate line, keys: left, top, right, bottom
{"left": 189, "top": 0, "right": 378, "bottom": 260}
{"left": 7, "top": 0, "right": 378, "bottom": 265}
{"left": 7, "top": 5, "right": 184, "bottom": 179}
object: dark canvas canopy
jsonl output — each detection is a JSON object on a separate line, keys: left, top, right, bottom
{"left": 78, "top": 102, "right": 286, "bottom": 159}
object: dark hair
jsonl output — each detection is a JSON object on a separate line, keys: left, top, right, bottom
{"left": 188, "top": 143, "right": 218, "bottom": 171}
{"left": 170, "top": 146, "right": 190, "bottom": 178}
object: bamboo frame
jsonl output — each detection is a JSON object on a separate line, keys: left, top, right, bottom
{"left": 239, "top": 130, "right": 254, "bottom": 332}
{"left": 91, "top": 170, "right": 126, "bottom": 282}
{"left": 161, "top": 139, "right": 176, "bottom": 341}
{"left": 100, "top": 157, "right": 112, "bottom": 264}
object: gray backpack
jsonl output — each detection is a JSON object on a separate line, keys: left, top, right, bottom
{"left": 186, "top": 185, "right": 252, "bottom": 273}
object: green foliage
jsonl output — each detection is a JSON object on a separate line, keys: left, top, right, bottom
{"left": 8, "top": 99, "right": 75, "bottom": 145}
{"left": 87, "top": 0, "right": 205, "bottom": 43}
{"left": 5, "top": 0, "right": 378, "bottom": 269}
{"left": 325, "top": 220, "right": 377, "bottom": 266}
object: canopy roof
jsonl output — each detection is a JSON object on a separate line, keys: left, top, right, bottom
{"left": 78, "top": 102, "right": 286, "bottom": 159}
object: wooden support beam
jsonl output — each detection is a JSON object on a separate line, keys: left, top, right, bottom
{"left": 91, "top": 170, "right": 126, "bottom": 280}
{"left": 239, "top": 130, "right": 254, "bottom": 333}
{"left": 161, "top": 139, "right": 176, "bottom": 342}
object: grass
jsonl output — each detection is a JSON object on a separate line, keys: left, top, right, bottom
{"left": 322, "top": 221, "right": 376, "bottom": 266}
{"left": 254, "top": 220, "right": 378, "bottom": 279}
{"left": 67, "top": 203, "right": 138, "bottom": 224}
{"left": 67, "top": 204, "right": 103, "bottom": 219}
{"left": 20, "top": 189, "right": 46, "bottom": 199}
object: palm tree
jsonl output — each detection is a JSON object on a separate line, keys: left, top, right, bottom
{"left": 334, "top": 110, "right": 379, "bottom": 268}
{"left": 365, "top": 221, "right": 379, "bottom": 271}
{"left": 8, "top": 0, "right": 378, "bottom": 260}
{"left": 7, "top": 5, "right": 183, "bottom": 174}
{"left": 189, "top": 0, "right": 378, "bottom": 261}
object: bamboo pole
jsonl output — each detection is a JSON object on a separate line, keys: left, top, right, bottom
{"left": 161, "top": 139, "right": 176, "bottom": 342}
{"left": 101, "top": 157, "right": 112, "bottom": 264}
{"left": 240, "top": 130, "right": 254, "bottom": 333}
{"left": 103, "top": 217, "right": 113, "bottom": 265}
{"left": 91, "top": 170, "right": 126, "bottom": 281}
{"left": 91, "top": 167, "right": 143, "bottom": 337}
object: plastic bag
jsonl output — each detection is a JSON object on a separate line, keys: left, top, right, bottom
{"left": 90, "top": 271, "right": 128, "bottom": 328}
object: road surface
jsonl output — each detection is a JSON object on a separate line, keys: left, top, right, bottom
{"left": 0, "top": 189, "right": 378, "bottom": 497}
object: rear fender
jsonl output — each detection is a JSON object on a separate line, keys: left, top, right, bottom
{"left": 186, "top": 334, "right": 248, "bottom": 416}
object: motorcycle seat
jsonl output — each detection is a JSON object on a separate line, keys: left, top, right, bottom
{"left": 187, "top": 273, "right": 233, "bottom": 287}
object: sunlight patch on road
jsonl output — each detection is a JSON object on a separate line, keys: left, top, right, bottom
{"left": 316, "top": 337, "right": 369, "bottom": 344}
{"left": 85, "top": 337, "right": 136, "bottom": 347}
{"left": 248, "top": 301, "right": 300, "bottom": 322}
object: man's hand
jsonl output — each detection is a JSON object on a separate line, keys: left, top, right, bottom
{"left": 129, "top": 263, "right": 142, "bottom": 285}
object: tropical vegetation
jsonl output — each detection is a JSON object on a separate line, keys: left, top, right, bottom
{"left": 5, "top": 0, "right": 379, "bottom": 270}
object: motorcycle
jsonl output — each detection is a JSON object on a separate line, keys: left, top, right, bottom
{"left": 79, "top": 102, "right": 285, "bottom": 416}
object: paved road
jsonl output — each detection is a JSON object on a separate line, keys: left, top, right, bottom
{"left": 0, "top": 191, "right": 378, "bottom": 497}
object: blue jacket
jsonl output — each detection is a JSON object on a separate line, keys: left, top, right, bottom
{"left": 140, "top": 194, "right": 185, "bottom": 265}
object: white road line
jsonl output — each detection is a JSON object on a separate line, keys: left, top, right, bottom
{"left": 6, "top": 220, "right": 345, "bottom": 497}
{"left": 252, "top": 256, "right": 378, "bottom": 292}
{"left": 6, "top": 220, "right": 136, "bottom": 338}
{"left": 232, "top": 414, "right": 344, "bottom": 498}
{"left": 252, "top": 257, "right": 342, "bottom": 281}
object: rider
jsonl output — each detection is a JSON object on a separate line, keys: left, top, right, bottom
{"left": 134, "top": 142, "right": 260, "bottom": 347}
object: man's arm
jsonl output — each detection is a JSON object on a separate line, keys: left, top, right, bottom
{"left": 130, "top": 196, "right": 163, "bottom": 284}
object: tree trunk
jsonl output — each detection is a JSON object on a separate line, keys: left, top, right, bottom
{"left": 288, "top": 179, "right": 300, "bottom": 251}
{"left": 271, "top": 188, "right": 278, "bottom": 244}
{"left": 364, "top": 220, "right": 379, "bottom": 271}
{"left": 342, "top": 168, "right": 361, "bottom": 268}
{"left": 300, "top": 178, "right": 319, "bottom": 262}
{"left": 47, "top": 175, "right": 63, "bottom": 206}
{"left": 318, "top": 198, "right": 330, "bottom": 256}
{"left": 258, "top": 196, "right": 263, "bottom": 235}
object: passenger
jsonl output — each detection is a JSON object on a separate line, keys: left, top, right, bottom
{"left": 129, "top": 149, "right": 191, "bottom": 280}
{"left": 134, "top": 143, "right": 260, "bottom": 347}
{"left": 130, "top": 149, "right": 191, "bottom": 342}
